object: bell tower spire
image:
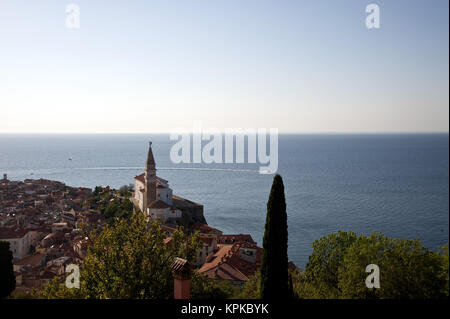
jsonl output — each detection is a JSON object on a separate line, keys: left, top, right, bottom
{"left": 143, "top": 141, "right": 157, "bottom": 214}
{"left": 146, "top": 141, "right": 156, "bottom": 171}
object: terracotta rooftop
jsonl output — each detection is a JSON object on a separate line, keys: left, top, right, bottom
{"left": 161, "top": 225, "right": 177, "bottom": 233}
{"left": 135, "top": 173, "right": 168, "bottom": 185}
{"left": 14, "top": 253, "right": 46, "bottom": 266}
{"left": 191, "top": 223, "right": 220, "bottom": 233}
{"left": 211, "top": 262, "right": 248, "bottom": 281}
{"left": 198, "top": 243, "right": 261, "bottom": 281}
{"left": 135, "top": 173, "right": 145, "bottom": 183}
{"left": 218, "top": 234, "right": 256, "bottom": 245}
{"left": 198, "top": 245, "right": 249, "bottom": 282}
{"left": 0, "top": 227, "right": 30, "bottom": 240}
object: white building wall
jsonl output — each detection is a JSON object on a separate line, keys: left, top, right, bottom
{"left": 134, "top": 179, "right": 145, "bottom": 211}
{"left": 3, "top": 232, "right": 31, "bottom": 260}
{"left": 166, "top": 208, "right": 181, "bottom": 220}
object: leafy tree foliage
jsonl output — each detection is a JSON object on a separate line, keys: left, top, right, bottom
{"left": 92, "top": 186, "right": 103, "bottom": 197}
{"left": 102, "top": 197, "right": 134, "bottom": 220}
{"left": 238, "top": 270, "right": 261, "bottom": 299}
{"left": 339, "top": 234, "right": 448, "bottom": 298}
{"left": 439, "top": 244, "right": 449, "bottom": 297}
{"left": 0, "top": 241, "right": 16, "bottom": 298}
{"left": 41, "top": 212, "right": 201, "bottom": 299}
{"left": 298, "top": 231, "right": 449, "bottom": 299}
{"left": 260, "top": 174, "right": 289, "bottom": 299}
{"left": 190, "top": 272, "right": 238, "bottom": 299}
{"left": 119, "top": 184, "right": 134, "bottom": 198}
{"left": 303, "top": 231, "right": 358, "bottom": 298}
{"left": 239, "top": 269, "right": 300, "bottom": 299}
{"left": 89, "top": 186, "right": 134, "bottom": 221}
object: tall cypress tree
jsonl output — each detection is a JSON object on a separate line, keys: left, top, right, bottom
{"left": 0, "top": 241, "right": 16, "bottom": 299}
{"left": 260, "top": 174, "right": 288, "bottom": 299}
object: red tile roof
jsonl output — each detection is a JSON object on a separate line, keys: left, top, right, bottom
{"left": 14, "top": 253, "right": 46, "bottom": 266}
{"left": 218, "top": 234, "right": 256, "bottom": 245}
{"left": 211, "top": 262, "right": 248, "bottom": 281}
{"left": 135, "top": 173, "right": 145, "bottom": 183}
{"left": 135, "top": 173, "right": 168, "bottom": 185}
{"left": 198, "top": 243, "right": 260, "bottom": 282}
{"left": 160, "top": 225, "right": 177, "bottom": 233}
{"left": 191, "top": 223, "right": 220, "bottom": 233}
{"left": 0, "top": 227, "right": 30, "bottom": 240}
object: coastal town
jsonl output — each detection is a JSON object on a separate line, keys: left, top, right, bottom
{"left": 0, "top": 143, "right": 269, "bottom": 296}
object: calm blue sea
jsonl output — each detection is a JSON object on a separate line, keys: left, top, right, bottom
{"left": 0, "top": 134, "right": 448, "bottom": 268}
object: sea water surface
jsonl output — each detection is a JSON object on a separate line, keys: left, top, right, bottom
{"left": 0, "top": 134, "right": 448, "bottom": 268}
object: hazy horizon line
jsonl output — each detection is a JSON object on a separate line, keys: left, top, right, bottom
{"left": 0, "top": 131, "right": 448, "bottom": 135}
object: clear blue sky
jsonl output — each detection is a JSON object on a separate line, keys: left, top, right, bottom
{"left": 0, "top": 0, "right": 448, "bottom": 133}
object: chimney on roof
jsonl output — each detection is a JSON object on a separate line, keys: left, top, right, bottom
{"left": 171, "top": 257, "right": 191, "bottom": 299}
{"left": 3, "top": 173, "right": 7, "bottom": 181}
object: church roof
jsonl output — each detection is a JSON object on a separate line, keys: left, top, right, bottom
{"left": 135, "top": 173, "right": 145, "bottom": 183}
{"left": 134, "top": 173, "right": 168, "bottom": 185}
{"left": 157, "top": 176, "right": 168, "bottom": 184}
{"left": 148, "top": 200, "right": 170, "bottom": 209}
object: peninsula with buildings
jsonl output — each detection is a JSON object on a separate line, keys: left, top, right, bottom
{"left": 132, "top": 142, "right": 206, "bottom": 226}
{"left": 0, "top": 143, "right": 264, "bottom": 296}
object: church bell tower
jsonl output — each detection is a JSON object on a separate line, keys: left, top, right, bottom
{"left": 143, "top": 141, "right": 157, "bottom": 214}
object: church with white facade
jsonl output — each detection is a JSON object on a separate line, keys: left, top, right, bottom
{"left": 134, "top": 142, "right": 182, "bottom": 222}
{"left": 133, "top": 142, "right": 205, "bottom": 224}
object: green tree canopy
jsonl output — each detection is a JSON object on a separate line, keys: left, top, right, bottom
{"left": 299, "top": 231, "right": 449, "bottom": 299}
{"left": 41, "top": 212, "right": 201, "bottom": 299}
{"left": 260, "top": 174, "right": 289, "bottom": 299}
{"left": 119, "top": 184, "right": 134, "bottom": 198}
{"left": 238, "top": 270, "right": 262, "bottom": 299}
{"left": 190, "top": 272, "right": 238, "bottom": 299}
{"left": 303, "top": 231, "right": 358, "bottom": 298}
{"left": 102, "top": 197, "right": 134, "bottom": 220}
{"left": 339, "top": 233, "right": 448, "bottom": 299}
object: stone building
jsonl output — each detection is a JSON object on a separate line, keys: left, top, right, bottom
{"left": 133, "top": 142, "right": 206, "bottom": 224}
{"left": 0, "top": 227, "right": 31, "bottom": 259}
